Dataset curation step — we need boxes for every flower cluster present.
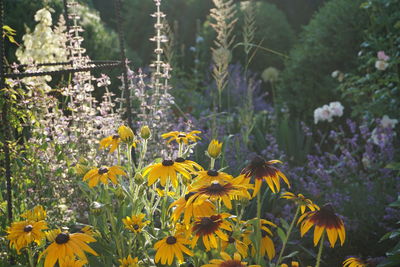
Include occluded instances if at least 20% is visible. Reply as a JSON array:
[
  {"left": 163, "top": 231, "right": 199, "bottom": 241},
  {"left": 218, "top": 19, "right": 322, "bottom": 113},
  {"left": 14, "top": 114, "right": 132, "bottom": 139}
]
[
  {"left": 375, "top": 50, "right": 390, "bottom": 71},
  {"left": 314, "top": 101, "right": 344, "bottom": 124}
]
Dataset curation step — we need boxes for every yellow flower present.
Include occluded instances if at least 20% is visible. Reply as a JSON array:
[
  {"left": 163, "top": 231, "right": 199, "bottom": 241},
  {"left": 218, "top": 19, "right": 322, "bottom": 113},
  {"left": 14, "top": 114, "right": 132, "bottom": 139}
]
[
  {"left": 280, "top": 262, "right": 300, "bottom": 267},
  {"left": 298, "top": 204, "right": 345, "bottom": 247},
  {"left": 191, "top": 213, "right": 232, "bottom": 251},
  {"left": 169, "top": 192, "right": 216, "bottom": 225},
  {"left": 247, "top": 219, "right": 276, "bottom": 260},
  {"left": 241, "top": 156, "right": 290, "bottom": 196},
  {"left": 119, "top": 255, "right": 140, "bottom": 267},
  {"left": 154, "top": 234, "right": 193, "bottom": 265},
  {"left": 39, "top": 229, "right": 98, "bottom": 267},
  {"left": 79, "top": 225, "right": 96, "bottom": 237},
  {"left": 122, "top": 214, "right": 150, "bottom": 233},
  {"left": 6, "top": 220, "right": 48, "bottom": 254},
  {"left": 156, "top": 188, "right": 176, "bottom": 197},
  {"left": 202, "top": 252, "right": 260, "bottom": 267},
  {"left": 281, "top": 192, "right": 319, "bottom": 214},
  {"left": 192, "top": 169, "right": 233, "bottom": 187},
  {"left": 21, "top": 205, "right": 46, "bottom": 221},
  {"left": 83, "top": 166, "right": 126, "bottom": 187},
  {"left": 118, "top": 125, "right": 134, "bottom": 143},
  {"left": 187, "top": 175, "right": 252, "bottom": 210},
  {"left": 58, "top": 256, "right": 87, "bottom": 267},
  {"left": 174, "top": 157, "right": 204, "bottom": 172},
  {"left": 143, "top": 160, "right": 191, "bottom": 188},
  {"left": 140, "top": 125, "right": 151, "bottom": 140},
  {"left": 99, "top": 134, "right": 121, "bottom": 153},
  {"left": 343, "top": 257, "right": 368, "bottom": 267},
  {"left": 221, "top": 232, "right": 249, "bottom": 258},
  {"left": 161, "top": 130, "right": 201, "bottom": 144},
  {"left": 207, "top": 139, "right": 223, "bottom": 158}
]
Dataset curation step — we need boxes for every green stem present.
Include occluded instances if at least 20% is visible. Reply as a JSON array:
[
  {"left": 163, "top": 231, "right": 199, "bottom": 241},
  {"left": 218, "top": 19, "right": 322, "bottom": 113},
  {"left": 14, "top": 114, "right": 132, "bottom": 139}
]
[
  {"left": 210, "top": 158, "right": 216, "bottom": 170},
  {"left": 26, "top": 246, "right": 34, "bottom": 267},
  {"left": 276, "top": 206, "right": 300, "bottom": 265},
  {"left": 315, "top": 232, "right": 325, "bottom": 267},
  {"left": 256, "top": 192, "right": 262, "bottom": 264}
]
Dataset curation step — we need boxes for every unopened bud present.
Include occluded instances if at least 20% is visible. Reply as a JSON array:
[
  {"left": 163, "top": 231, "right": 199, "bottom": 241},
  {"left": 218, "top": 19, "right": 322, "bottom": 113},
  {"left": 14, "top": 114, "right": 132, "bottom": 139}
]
[
  {"left": 140, "top": 126, "right": 151, "bottom": 140},
  {"left": 207, "top": 139, "right": 223, "bottom": 159}
]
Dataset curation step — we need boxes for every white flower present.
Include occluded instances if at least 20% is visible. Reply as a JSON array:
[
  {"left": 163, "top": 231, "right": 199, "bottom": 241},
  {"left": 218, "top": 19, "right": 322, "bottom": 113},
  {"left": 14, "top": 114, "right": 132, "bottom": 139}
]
[
  {"left": 329, "top": 101, "right": 344, "bottom": 117},
  {"left": 331, "top": 70, "right": 340, "bottom": 78},
  {"left": 375, "top": 60, "right": 389, "bottom": 71},
  {"left": 380, "top": 115, "right": 398, "bottom": 129},
  {"left": 314, "top": 101, "right": 344, "bottom": 124}
]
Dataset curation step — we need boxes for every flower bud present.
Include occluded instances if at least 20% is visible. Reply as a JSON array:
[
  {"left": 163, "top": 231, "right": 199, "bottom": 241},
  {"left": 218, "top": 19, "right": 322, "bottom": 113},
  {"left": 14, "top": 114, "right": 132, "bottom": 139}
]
[
  {"left": 118, "top": 125, "right": 134, "bottom": 143},
  {"left": 140, "top": 126, "right": 151, "bottom": 140},
  {"left": 207, "top": 139, "right": 223, "bottom": 159}
]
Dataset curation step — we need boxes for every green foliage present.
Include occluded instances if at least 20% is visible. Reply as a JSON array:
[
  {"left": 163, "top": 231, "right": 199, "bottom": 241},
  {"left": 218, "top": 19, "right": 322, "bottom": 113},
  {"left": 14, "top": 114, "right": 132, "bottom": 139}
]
[
  {"left": 378, "top": 196, "right": 400, "bottom": 267},
  {"left": 4, "top": 0, "right": 122, "bottom": 63},
  {"left": 338, "top": 0, "right": 400, "bottom": 120},
  {"left": 277, "top": 0, "right": 366, "bottom": 120}
]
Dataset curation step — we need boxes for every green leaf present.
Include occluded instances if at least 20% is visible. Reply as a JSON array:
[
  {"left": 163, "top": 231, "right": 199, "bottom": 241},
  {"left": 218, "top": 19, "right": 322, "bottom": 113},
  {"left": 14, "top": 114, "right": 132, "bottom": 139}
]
[{"left": 277, "top": 227, "right": 286, "bottom": 242}]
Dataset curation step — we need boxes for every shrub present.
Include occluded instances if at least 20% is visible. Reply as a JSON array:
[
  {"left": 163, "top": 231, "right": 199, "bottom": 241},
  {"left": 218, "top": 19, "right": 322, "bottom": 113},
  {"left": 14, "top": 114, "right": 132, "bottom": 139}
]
[
  {"left": 338, "top": 0, "right": 400, "bottom": 120},
  {"left": 277, "top": 0, "right": 366, "bottom": 121}
]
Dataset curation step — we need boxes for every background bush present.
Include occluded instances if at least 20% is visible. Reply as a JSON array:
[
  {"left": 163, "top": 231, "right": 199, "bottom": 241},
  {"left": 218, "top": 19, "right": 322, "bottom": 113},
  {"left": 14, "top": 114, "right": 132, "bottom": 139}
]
[{"left": 277, "top": 0, "right": 366, "bottom": 121}]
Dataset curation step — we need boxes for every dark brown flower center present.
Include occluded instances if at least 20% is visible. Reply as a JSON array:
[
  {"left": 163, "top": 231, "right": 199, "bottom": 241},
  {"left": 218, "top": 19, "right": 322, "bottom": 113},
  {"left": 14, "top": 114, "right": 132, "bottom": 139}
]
[
  {"left": 175, "top": 157, "right": 185, "bottom": 163},
  {"left": 207, "top": 170, "right": 219, "bottom": 176},
  {"left": 185, "top": 192, "right": 196, "bottom": 201},
  {"left": 208, "top": 181, "right": 224, "bottom": 193},
  {"left": 24, "top": 225, "right": 33, "bottom": 232},
  {"left": 112, "top": 134, "right": 120, "bottom": 139},
  {"left": 251, "top": 155, "right": 266, "bottom": 167},
  {"left": 133, "top": 224, "right": 139, "bottom": 230},
  {"left": 55, "top": 233, "right": 70, "bottom": 244},
  {"left": 228, "top": 236, "right": 235, "bottom": 243},
  {"left": 162, "top": 160, "right": 174, "bottom": 166},
  {"left": 220, "top": 260, "right": 245, "bottom": 267},
  {"left": 178, "top": 133, "right": 186, "bottom": 138},
  {"left": 98, "top": 167, "right": 109, "bottom": 174},
  {"left": 200, "top": 217, "right": 214, "bottom": 227},
  {"left": 166, "top": 236, "right": 177, "bottom": 244}
]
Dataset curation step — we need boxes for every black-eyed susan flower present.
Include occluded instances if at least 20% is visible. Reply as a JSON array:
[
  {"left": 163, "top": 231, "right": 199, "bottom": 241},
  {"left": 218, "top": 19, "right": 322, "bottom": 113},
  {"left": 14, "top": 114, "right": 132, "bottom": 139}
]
[
  {"left": 20, "top": 205, "right": 46, "bottom": 221},
  {"left": 143, "top": 159, "right": 190, "bottom": 188},
  {"left": 6, "top": 220, "right": 47, "bottom": 253},
  {"left": 122, "top": 214, "right": 150, "bottom": 233},
  {"left": 79, "top": 225, "right": 96, "bottom": 237},
  {"left": 241, "top": 156, "right": 290, "bottom": 196},
  {"left": 221, "top": 232, "right": 249, "bottom": 258},
  {"left": 170, "top": 192, "right": 216, "bottom": 225},
  {"left": 207, "top": 139, "right": 223, "bottom": 159},
  {"left": 191, "top": 213, "right": 232, "bottom": 251},
  {"left": 343, "top": 257, "right": 368, "bottom": 267},
  {"left": 174, "top": 157, "right": 204, "bottom": 172},
  {"left": 119, "top": 255, "right": 140, "bottom": 267},
  {"left": 187, "top": 175, "right": 252, "bottom": 210},
  {"left": 39, "top": 229, "right": 98, "bottom": 267},
  {"left": 100, "top": 134, "right": 121, "bottom": 153},
  {"left": 281, "top": 192, "right": 319, "bottom": 214},
  {"left": 154, "top": 233, "right": 193, "bottom": 265},
  {"left": 161, "top": 130, "right": 201, "bottom": 144},
  {"left": 281, "top": 261, "right": 300, "bottom": 267},
  {"left": 248, "top": 219, "right": 276, "bottom": 260},
  {"left": 202, "top": 252, "right": 261, "bottom": 267},
  {"left": 192, "top": 169, "right": 233, "bottom": 187},
  {"left": 298, "top": 204, "right": 345, "bottom": 247},
  {"left": 83, "top": 165, "right": 126, "bottom": 187},
  {"left": 118, "top": 125, "right": 134, "bottom": 143},
  {"left": 58, "top": 256, "right": 86, "bottom": 267}
]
